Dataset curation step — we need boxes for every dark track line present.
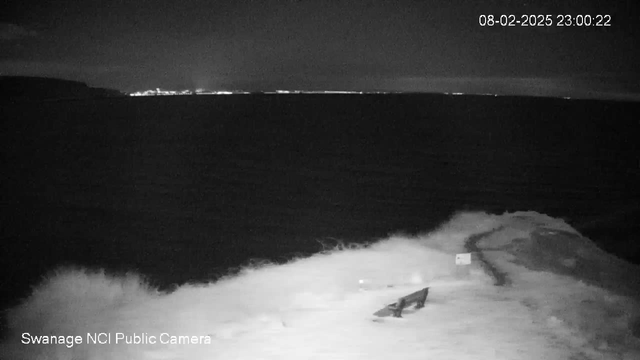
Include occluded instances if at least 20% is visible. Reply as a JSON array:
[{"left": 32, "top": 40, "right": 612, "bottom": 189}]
[{"left": 464, "top": 226, "right": 511, "bottom": 286}]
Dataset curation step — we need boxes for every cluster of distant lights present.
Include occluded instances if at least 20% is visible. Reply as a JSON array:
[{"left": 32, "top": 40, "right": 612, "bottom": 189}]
[
  {"left": 128, "top": 88, "right": 572, "bottom": 100},
  {"left": 128, "top": 88, "right": 393, "bottom": 96},
  {"left": 129, "top": 88, "right": 240, "bottom": 96},
  {"left": 444, "top": 92, "right": 571, "bottom": 99}
]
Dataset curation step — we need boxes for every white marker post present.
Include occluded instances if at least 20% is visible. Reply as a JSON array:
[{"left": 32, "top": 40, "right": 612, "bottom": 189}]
[{"left": 455, "top": 253, "right": 472, "bottom": 278}]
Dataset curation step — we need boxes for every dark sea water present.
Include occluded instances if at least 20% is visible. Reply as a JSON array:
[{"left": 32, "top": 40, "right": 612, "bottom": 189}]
[{"left": 2, "top": 94, "right": 639, "bottom": 309}]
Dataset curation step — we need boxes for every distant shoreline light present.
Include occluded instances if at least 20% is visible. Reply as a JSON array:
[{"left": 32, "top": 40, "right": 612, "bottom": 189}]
[
  {"left": 129, "top": 88, "right": 245, "bottom": 96},
  {"left": 126, "top": 89, "right": 592, "bottom": 101},
  {"left": 128, "top": 89, "right": 396, "bottom": 96}
]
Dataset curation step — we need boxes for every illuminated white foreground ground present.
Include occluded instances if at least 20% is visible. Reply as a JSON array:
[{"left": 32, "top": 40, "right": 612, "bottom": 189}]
[{"left": 3, "top": 211, "right": 640, "bottom": 359}]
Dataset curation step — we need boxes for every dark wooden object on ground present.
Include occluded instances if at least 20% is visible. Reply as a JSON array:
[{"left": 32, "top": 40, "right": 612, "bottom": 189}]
[{"left": 373, "top": 287, "right": 429, "bottom": 318}]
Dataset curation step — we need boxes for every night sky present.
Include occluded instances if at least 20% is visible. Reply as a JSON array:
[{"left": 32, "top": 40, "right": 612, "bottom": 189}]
[{"left": 1, "top": 0, "right": 639, "bottom": 96}]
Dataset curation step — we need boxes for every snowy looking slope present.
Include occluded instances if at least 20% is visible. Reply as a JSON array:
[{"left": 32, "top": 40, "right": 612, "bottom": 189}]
[{"left": 2, "top": 211, "right": 640, "bottom": 359}]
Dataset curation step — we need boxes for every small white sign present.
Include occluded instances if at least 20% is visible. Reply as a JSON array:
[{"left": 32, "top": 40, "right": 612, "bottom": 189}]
[
  {"left": 455, "top": 253, "right": 471, "bottom": 265},
  {"left": 358, "top": 279, "right": 372, "bottom": 291}
]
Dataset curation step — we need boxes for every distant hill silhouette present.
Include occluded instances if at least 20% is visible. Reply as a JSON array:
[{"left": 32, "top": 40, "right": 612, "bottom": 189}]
[{"left": 0, "top": 76, "right": 125, "bottom": 102}]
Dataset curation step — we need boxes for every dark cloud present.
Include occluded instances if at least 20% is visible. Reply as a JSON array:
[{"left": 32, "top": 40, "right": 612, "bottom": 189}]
[{"left": 0, "top": 23, "right": 37, "bottom": 41}]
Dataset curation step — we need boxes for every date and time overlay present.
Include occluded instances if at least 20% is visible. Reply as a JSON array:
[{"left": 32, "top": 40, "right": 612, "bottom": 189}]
[{"left": 478, "top": 14, "right": 612, "bottom": 27}]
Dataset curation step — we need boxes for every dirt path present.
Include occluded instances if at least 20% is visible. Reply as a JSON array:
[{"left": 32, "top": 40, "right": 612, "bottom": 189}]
[{"left": 464, "top": 226, "right": 511, "bottom": 286}]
